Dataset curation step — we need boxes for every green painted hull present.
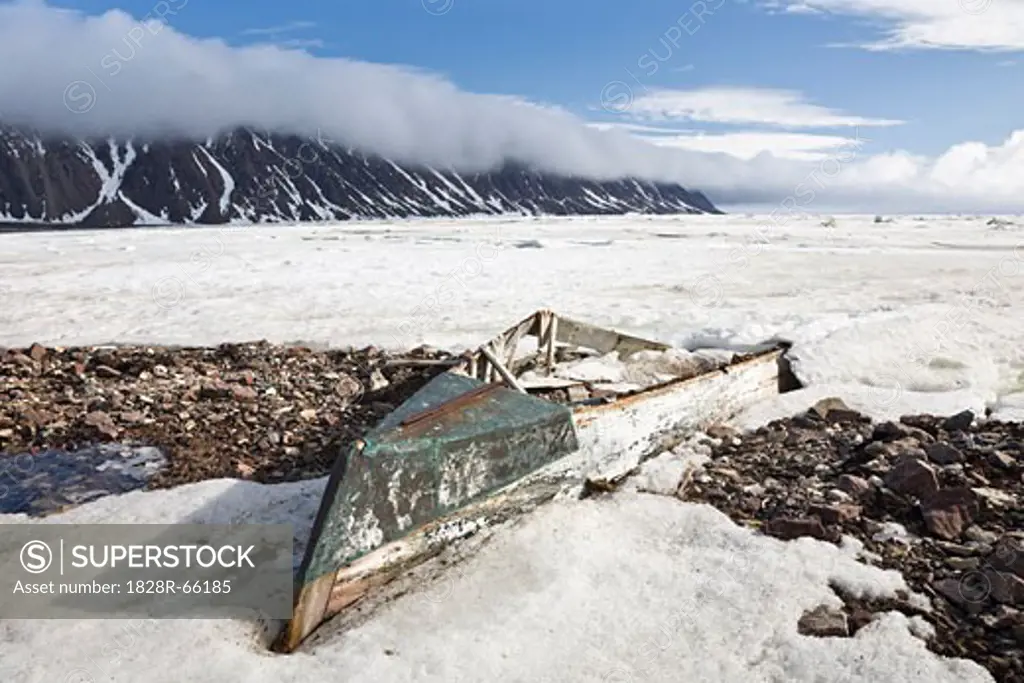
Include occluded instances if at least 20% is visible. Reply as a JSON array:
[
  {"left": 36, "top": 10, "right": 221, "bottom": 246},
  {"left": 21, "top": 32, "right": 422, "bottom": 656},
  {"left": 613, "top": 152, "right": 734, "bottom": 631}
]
[{"left": 290, "top": 371, "right": 579, "bottom": 626}]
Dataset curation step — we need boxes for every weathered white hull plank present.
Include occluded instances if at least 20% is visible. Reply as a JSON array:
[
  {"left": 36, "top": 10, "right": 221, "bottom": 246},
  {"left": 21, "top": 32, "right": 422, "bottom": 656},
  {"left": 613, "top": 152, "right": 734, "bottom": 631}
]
[{"left": 571, "top": 349, "right": 783, "bottom": 482}]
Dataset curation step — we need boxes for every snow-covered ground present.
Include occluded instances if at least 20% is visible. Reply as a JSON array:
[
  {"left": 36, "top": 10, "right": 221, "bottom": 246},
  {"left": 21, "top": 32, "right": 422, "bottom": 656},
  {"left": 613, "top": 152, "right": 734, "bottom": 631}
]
[
  {"left": 1, "top": 213, "right": 1021, "bottom": 682},
  {"left": 0, "top": 479, "right": 993, "bottom": 683},
  {"left": 1, "top": 213, "right": 1021, "bottom": 420}
]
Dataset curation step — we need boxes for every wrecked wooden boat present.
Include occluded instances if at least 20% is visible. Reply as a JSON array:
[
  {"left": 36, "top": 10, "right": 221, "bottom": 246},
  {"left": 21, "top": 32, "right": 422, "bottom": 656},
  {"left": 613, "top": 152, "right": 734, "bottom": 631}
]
[{"left": 275, "top": 310, "right": 795, "bottom": 652}]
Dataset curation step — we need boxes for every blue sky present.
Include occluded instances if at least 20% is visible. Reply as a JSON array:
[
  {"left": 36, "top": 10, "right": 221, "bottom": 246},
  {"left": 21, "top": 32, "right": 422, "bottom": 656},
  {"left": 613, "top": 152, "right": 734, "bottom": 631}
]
[
  {"left": 5, "top": 0, "right": 1024, "bottom": 211},
  {"left": 57, "top": 0, "right": 1022, "bottom": 160}
]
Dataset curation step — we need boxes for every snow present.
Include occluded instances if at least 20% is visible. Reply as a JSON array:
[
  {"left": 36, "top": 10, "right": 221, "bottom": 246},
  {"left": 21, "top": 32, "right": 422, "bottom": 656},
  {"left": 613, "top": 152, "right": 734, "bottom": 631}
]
[
  {"left": 55, "top": 141, "right": 138, "bottom": 225},
  {"left": 0, "top": 213, "right": 1019, "bottom": 681},
  {"left": 198, "top": 145, "right": 237, "bottom": 216},
  {"left": 2, "top": 214, "right": 1020, "bottom": 418},
  {"left": 0, "top": 484, "right": 992, "bottom": 683}
]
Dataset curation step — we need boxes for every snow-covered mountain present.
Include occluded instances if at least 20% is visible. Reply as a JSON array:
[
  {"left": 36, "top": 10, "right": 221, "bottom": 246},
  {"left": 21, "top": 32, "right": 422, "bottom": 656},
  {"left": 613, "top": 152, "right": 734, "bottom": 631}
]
[{"left": 0, "top": 126, "right": 720, "bottom": 229}]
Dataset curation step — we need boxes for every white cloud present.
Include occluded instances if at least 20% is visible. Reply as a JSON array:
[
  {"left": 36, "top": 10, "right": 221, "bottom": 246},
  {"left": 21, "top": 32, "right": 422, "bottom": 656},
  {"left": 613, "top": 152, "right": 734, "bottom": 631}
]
[
  {"left": 621, "top": 87, "right": 904, "bottom": 128},
  {"left": 0, "top": 0, "right": 707, "bottom": 181},
  {"left": 644, "top": 130, "right": 865, "bottom": 161},
  {"left": 273, "top": 38, "right": 326, "bottom": 50},
  {"left": 240, "top": 20, "right": 316, "bottom": 37},
  {"left": 767, "top": 0, "right": 1024, "bottom": 51},
  {"left": 587, "top": 122, "right": 704, "bottom": 135},
  {"left": 1, "top": 1, "right": 1024, "bottom": 213},
  {"left": 784, "top": 3, "right": 825, "bottom": 14},
  {"left": 683, "top": 129, "right": 1024, "bottom": 213}
]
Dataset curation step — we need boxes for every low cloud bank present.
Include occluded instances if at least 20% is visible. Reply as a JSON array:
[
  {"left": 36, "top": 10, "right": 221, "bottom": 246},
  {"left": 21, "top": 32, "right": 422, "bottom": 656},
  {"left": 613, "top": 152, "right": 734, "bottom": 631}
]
[{"left": 1, "top": 1, "right": 1022, "bottom": 212}]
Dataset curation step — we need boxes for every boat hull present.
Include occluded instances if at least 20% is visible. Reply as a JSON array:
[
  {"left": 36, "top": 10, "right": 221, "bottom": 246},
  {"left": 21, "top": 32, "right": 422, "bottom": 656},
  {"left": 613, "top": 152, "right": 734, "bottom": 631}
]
[{"left": 274, "top": 344, "right": 785, "bottom": 652}]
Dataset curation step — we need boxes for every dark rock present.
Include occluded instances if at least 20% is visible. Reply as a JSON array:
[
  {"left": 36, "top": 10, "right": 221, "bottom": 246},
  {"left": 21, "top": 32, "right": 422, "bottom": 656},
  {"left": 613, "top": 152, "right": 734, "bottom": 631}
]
[
  {"left": 798, "top": 605, "right": 849, "bottom": 637},
  {"left": 83, "top": 410, "right": 119, "bottom": 441},
  {"left": 884, "top": 458, "right": 939, "bottom": 499},
  {"left": 27, "top": 343, "right": 48, "bottom": 362},
  {"left": 920, "top": 487, "right": 979, "bottom": 540},
  {"left": 810, "top": 397, "right": 857, "bottom": 422},
  {"left": 9, "top": 353, "right": 36, "bottom": 369},
  {"left": 706, "top": 423, "right": 742, "bottom": 441},
  {"left": 93, "top": 365, "right": 122, "bottom": 378},
  {"left": 872, "top": 421, "right": 907, "bottom": 442},
  {"left": 893, "top": 445, "right": 929, "bottom": 464},
  {"left": 988, "top": 451, "right": 1017, "bottom": 470},
  {"left": 900, "top": 425, "right": 936, "bottom": 444},
  {"left": 946, "top": 557, "right": 981, "bottom": 572},
  {"left": 837, "top": 474, "right": 871, "bottom": 498},
  {"left": 848, "top": 607, "right": 875, "bottom": 633},
  {"left": 790, "top": 413, "right": 820, "bottom": 430},
  {"left": 827, "top": 409, "right": 865, "bottom": 424},
  {"left": 935, "top": 576, "right": 986, "bottom": 609},
  {"left": 199, "top": 382, "right": 233, "bottom": 400},
  {"left": 990, "top": 536, "right": 1024, "bottom": 577},
  {"left": 764, "top": 517, "right": 831, "bottom": 541},
  {"left": 230, "top": 385, "right": 259, "bottom": 402},
  {"left": 942, "top": 410, "right": 975, "bottom": 433},
  {"left": 809, "top": 503, "right": 862, "bottom": 525},
  {"left": 673, "top": 408, "right": 1024, "bottom": 683},
  {"left": 985, "top": 570, "right": 1024, "bottom": 605},
  {"left": 864, "top": 441, "right": 894, "bottom": 458},
  {"left": 964, "top": 526, "right": 1000, "bottom": 545},
  {"left": 0, "top": 341, "right": 456, "bottom": 492},
  {"left": 925, "top": 442, "right": 964, "bottom": 465},
  {"left": 120, "top": 411, "right": 147, "bottom": 425},
  {"left": 19, "top": 408, "right": 51, "bottom": 430},
  {"left": 900, "top": 414, "right": 940, "bottom": 436}
]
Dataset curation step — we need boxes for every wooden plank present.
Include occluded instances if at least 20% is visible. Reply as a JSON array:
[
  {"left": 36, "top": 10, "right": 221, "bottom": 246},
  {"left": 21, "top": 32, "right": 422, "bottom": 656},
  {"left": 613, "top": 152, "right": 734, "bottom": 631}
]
[
  {"left": 456, "top": 310, "right": 671, "bottom": 377},
  {"left": 276, "top": 572, "right": 333, "bottom": 652},
  {"left": 384, "top": 359, "right": 462, "bottom": 368},
  {"left": 554, "top": 315, "right": 668, "bottom": 359},
  {"left": 480, "top": 345, "right": 527, "bottom": 393},
  {"left": 503, "top": 318, "right": 532, "bottom": 369},
  {"left": 454, "top": 311, "right": 545, "bottom": 379},
  {"left": 545, "top": 314, "right": 558, "bottom": 376},
  {"left": 518, "top": 377, "right": 584, "bottom": 390},
  {"left": 488, "top": 311, "right": 538, "bottom": 370}
]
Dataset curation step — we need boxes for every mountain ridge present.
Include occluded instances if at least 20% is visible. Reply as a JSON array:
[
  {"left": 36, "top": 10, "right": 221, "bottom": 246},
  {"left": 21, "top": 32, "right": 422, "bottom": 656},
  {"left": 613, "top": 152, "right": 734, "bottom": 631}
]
[{"left": 0, "top": 126, "right": 721, "bottom": 229}]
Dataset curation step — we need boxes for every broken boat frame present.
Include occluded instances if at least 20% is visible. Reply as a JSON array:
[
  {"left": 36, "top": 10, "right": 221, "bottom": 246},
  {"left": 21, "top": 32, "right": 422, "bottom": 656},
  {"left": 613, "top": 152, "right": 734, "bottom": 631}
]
[{"left": 274, "top": 309, "right": 795, "bottom": 652}]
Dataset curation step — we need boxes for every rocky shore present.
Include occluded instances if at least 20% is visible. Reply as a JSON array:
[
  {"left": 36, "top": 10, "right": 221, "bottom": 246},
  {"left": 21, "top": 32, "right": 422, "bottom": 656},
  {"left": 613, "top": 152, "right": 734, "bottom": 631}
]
[
  {"left": 0, "top": 341, "right": 455, "bottom": 511},
  {"left": 673, "top": 400, "right": 1023, "bottom": 683}
]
